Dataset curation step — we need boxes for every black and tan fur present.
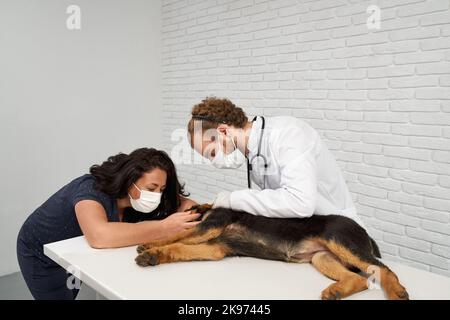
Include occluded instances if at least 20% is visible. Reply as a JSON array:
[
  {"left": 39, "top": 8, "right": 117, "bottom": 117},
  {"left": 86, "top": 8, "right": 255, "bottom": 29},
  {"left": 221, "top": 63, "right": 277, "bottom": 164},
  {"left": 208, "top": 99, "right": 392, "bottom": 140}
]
[{"left": 135, "top": 204, "right": 409, "bottom": 300}]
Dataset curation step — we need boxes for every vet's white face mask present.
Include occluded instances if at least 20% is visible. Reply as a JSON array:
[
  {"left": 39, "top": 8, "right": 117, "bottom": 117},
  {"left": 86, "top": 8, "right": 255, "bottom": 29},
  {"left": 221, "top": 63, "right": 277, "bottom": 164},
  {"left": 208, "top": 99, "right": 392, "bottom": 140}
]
[
  {"left": 211, "top": 131, "right": 246, "bottom": 169},
  {"left": 129, "top": 183, "right": 162, "bottom": 213}
]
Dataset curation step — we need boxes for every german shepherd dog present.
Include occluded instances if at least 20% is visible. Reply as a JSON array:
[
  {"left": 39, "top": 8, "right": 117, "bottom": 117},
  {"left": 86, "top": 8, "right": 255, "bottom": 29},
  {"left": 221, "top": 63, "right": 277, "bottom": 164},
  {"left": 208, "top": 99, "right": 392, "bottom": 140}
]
[{"left": 135, "top": 204, "right": 409, "bottom": 300}]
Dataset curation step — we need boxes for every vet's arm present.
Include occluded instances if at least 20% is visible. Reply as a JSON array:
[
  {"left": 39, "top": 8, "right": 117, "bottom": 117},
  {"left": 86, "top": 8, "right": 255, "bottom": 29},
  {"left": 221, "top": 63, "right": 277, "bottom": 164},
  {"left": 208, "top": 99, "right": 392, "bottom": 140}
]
[
  {"left": 230, "top": 129, "right": 318, "bottom": 218},
  {"left": 75, "top": 200, "right": 194, "bottom": 249}
]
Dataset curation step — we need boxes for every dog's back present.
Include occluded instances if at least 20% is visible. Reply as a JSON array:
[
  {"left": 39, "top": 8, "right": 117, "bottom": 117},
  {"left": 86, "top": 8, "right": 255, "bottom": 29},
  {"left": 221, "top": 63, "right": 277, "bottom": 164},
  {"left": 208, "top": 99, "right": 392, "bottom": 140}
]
[{"left": 198, "top": 207, "right": 379, "bottom": 262}]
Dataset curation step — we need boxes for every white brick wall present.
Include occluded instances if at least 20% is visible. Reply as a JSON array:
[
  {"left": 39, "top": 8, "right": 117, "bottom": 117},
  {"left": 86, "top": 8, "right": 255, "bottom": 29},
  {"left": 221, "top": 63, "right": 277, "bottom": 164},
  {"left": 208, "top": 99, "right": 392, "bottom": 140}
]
[{"left": 161, "top": 0, "right": 450, "bottom": 277}]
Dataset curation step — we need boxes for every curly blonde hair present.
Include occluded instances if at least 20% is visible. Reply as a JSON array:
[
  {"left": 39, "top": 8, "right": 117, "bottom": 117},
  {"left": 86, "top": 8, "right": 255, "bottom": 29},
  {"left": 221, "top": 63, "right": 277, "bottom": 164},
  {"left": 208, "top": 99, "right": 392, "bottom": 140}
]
[{"left": 187, "top": 97, "right": 248, "bottom": 136}]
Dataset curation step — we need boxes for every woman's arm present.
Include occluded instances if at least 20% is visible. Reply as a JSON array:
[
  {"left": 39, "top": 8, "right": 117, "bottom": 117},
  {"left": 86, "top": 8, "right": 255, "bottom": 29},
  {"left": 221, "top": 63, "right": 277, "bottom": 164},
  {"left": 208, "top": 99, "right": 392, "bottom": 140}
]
[
  {"left": 75, "top": 200, "right": 166, "bottom": 248},
  {"left": 75, "top": 200, "right": 201, "bottom": 249}
]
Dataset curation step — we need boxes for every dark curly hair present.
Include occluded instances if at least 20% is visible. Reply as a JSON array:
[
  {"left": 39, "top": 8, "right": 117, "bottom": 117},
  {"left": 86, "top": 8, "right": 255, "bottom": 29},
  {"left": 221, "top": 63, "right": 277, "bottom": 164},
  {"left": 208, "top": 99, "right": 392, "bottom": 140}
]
[
  {"left": 187, "top": 97, "right": 248, "bottom": 137},
  {"left": 89, "top": 148, "right": 188, "bottom": 218}
]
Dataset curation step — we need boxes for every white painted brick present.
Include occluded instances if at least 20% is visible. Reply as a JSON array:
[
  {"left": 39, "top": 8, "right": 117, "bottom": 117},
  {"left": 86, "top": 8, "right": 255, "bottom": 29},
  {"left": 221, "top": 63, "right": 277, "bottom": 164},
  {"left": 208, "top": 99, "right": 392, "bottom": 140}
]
[
  {"left": 421, "top": 38, "right": 450, "bottom": 51},
  {"left": 376, "top": 15, "right": 419, "bottom": 31},
  {"left": 328, "top": 90, "right": 366, "bottom": 100},
  {"left": 390, "top": 100, "right": 442, "bottom": 112},
  {"left": 362, "top": 133, "right": 408, "bottom": 146},
  {"left": 359, "top": 194, "right": 401, "bottom": 213},
  {"left": 416, "top": 88, "right": 450, "bottom": 100},
  {"left": 278, "top": 4, "right": 308, "bottom": 17},
  {"left": 421, "top": 10, "right": 450, "bottom": 26},
  {"left": 372, "top": 41, "right": 419, "bottom": 55},
  {"left": 348, "top": 122, "right": 391, "bottom": 133},
  {"left": 440, "top": 75, "right": 450, "bottom": 86},
  {"left": 424, "top": 197, "right": 450, "bottom": 212},
  {"left": 399, "top": 247, "right": 449, "bottom": 269},
  {"left": 422, "top": 220, "right": 450, "bottom": 236},
  {"left": 444, "top": 127, "right": 450, "bottom": 138},
  {"left": 398, "top": 0, "right": 449, "bottom": 17},
  {"left": 267, "top": 0, "right": 297, "bottom": 10},
  {"left": 333, "top": 151, "right": 364, "bottom": 163},
  {"left": 346, "top": 33, "right": 389, "bottom": 47},
  {"left": 311, "top": 38, "right": 346, "bottom": 51},
  {"left": 310, "top": 60, "right": 347, "bottom": 70},
  {"left": 432, "top": 244, "right": 450, "bottom": 259},
  {"left": 348, "top": 182, "right": 388, "bottom": 198},
  {"left": 384, "top": 146, "right": 431, "bottom": 162},
  {"left": 394, "top": 51, "right": 443, "bottom": 65},
  {"left": 390, "top": 75, "right": 439, "bottom": 88},
  {"left": 389, "top": 26, "right": 441, "bottom": 41},
  {"left": 384, "top": 233, "right": 431, "bottom": 252},
  {"left": 401, "top": 204, "right": 450, "bottom": 223},
  {"left": 346, "top": 162, "right": 388, "bottom": 178},
  {"left": 407, "top": 227, "right": 450, "bottom": 246},
  {"left": 433, "top": 150, "right": 450, "bottom": 163},
  {"left": 416, "top": 62, "right": 450, "bottom": 75},
  {"left": 316, "top": 17, "right": 351, "bottom": 31},
  {"left": 409, "top": 137, "right": 450, "bottom": 151},
  {"left": 358, "top": 175, "right": 402, "bottom": 192},
  {"left": 378, "top": 241, "right": 400, "bottom": 256},
  {"left": 327, "top": 69, "right": 366, "bottom": 80},
  {"left": 300, "top": 8, "right": 335, "bottom": 22},
  {"left": 368, "top": 89, "right": 414, "bottom": 100},
  {"left": 410, "top": 112, "right": 450, "bottom": 125},
  {"left": 368, "top": 65, "right": 415, "bottom": 78},
  {"left": 342, "top": 142, "right": 383, "bottom": 154},
  {"left": 391, "top": 124, "right": 442, "bottom": 137},
  {"left": 370, "top": 218, "right": 405, "bottom": 235},
  {"left": 347, "top": 101, "right": 389, "bottom": 111},
  {"left": 387, "top": 191, "right": 423, "bottom": 207},
  {"left": 402, "top": 182, "right": 450, "bottom": 200},
  {"left": 364, "top": 112, "right": 409, "bottom": 123},
  {"left": 346, "top": 79, "right": 389, "bottom": 90},
  {"left": 439, "top": 176, "right": 450, "bottom": 188}
]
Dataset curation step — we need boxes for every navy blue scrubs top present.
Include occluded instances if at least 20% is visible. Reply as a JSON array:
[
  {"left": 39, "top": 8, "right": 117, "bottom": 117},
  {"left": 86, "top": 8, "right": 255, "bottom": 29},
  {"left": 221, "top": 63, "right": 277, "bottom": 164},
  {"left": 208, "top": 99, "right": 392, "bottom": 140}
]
[{"left": 18, "top": 174, "right": 120, "bottom": 265}]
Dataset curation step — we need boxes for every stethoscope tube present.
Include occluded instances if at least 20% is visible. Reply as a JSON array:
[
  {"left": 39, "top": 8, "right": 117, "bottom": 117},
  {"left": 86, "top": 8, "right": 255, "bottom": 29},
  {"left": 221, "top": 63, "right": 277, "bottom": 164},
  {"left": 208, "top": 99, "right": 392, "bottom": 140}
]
[{"left": 247, "top": 116, "right": 267, "bottom": 189}]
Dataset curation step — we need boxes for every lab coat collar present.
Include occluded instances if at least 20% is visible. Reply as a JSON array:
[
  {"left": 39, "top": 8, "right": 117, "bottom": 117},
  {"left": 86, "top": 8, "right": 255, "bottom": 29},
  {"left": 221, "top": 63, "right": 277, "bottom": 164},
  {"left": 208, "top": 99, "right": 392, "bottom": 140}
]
[{"left": 247, "top": 116, "right": 263, "bottom": 157}]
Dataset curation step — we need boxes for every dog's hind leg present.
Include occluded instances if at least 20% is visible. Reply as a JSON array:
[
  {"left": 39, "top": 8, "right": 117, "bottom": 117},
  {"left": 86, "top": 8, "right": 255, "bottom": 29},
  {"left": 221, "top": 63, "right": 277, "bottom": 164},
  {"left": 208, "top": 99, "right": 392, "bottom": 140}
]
[
  {"left": 135, "top": 243, "right": 229, "bottom": 267},
  {"left": 323, "top": 240, "right": 409, "bottom": 300},
  {"left": 311, "top": 251, "right": 368, "bottom": 300}
]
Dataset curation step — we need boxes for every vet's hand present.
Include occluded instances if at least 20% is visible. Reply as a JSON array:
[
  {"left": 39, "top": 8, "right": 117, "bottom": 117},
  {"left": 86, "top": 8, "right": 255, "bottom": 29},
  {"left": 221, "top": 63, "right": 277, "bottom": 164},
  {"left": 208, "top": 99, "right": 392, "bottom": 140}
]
[
  {"left": 212, "top": 191, "right": 232, "bottom": 209},
  {"left": 161, "top": 211, "right": 201, "bottom": 235}
]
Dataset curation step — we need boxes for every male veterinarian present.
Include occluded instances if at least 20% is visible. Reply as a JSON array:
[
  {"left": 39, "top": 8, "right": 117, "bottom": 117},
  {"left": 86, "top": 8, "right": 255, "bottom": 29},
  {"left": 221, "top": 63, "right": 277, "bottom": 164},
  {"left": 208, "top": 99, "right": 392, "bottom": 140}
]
[{"left": 187, "top": 97, "right": 364, "bottom": 227}]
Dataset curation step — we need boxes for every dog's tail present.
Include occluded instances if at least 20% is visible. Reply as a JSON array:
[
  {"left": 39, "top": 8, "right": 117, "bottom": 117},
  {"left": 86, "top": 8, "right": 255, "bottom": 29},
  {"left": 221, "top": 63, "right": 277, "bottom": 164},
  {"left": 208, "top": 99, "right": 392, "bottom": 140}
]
[{"left": 370, "top": 237, "right": 381, "bottom": 258}]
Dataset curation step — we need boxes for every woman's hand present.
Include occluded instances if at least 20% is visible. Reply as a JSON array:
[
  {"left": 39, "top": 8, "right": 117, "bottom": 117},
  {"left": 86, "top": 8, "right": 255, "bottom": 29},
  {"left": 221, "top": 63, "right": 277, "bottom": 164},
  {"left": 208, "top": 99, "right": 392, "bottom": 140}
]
[{"left": 161, "top": 211, "right": 201, "bottom": 236}]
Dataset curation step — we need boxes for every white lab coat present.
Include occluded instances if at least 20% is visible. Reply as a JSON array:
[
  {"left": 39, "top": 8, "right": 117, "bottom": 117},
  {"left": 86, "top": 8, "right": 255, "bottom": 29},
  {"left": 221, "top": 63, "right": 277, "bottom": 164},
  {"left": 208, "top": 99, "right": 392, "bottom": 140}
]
[{"left": 229, "top": 116, "right": 364, "bottom": 227}]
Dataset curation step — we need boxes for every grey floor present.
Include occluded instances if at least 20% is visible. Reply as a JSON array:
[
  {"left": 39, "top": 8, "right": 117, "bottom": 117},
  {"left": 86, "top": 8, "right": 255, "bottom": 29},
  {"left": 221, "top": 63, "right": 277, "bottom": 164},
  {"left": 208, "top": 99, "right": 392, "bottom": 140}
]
[{"left": 0, "top": 272, "right": 97, "bottom": 300}]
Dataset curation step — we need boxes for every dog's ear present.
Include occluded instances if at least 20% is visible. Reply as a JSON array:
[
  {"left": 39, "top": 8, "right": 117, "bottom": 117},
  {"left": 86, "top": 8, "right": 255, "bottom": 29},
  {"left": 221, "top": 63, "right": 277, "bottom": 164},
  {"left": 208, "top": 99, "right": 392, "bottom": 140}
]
[{"left": 186, "top": 203, "right": 213, "bottom": 214}]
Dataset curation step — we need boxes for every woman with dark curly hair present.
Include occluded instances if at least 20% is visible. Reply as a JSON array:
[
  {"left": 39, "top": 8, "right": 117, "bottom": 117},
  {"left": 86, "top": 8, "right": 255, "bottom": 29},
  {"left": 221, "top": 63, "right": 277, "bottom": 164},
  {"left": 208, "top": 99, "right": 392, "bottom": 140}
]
[{"left": 17, "top": 148, "right": 199, "bottom": 300}]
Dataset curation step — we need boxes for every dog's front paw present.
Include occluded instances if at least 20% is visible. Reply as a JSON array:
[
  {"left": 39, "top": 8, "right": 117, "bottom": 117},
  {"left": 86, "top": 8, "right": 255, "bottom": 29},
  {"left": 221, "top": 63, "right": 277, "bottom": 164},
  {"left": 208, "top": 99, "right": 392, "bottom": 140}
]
[
  {"left": 136, "top": 244, "right": 148, "bottom": 254},
  {"left": 135, "top": 251, "right": 160, "bottom": 267}
]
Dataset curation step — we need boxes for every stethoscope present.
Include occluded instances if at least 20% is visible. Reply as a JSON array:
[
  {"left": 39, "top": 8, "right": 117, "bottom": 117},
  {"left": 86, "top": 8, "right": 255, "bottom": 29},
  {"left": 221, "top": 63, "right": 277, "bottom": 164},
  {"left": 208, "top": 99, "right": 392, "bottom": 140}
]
[{"left": 247, "top": 116, "right": 267, "bottom": 189}]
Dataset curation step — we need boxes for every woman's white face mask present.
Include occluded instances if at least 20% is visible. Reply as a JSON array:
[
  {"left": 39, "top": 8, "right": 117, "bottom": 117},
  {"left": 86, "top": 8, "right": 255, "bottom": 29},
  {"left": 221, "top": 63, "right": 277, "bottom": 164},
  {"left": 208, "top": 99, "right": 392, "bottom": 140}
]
[
  {"left": 129, "top": 183, "right": 162, "bottom": 213},
  {"left": 211, "top": 131, "right": 246, "bottom": 169}
]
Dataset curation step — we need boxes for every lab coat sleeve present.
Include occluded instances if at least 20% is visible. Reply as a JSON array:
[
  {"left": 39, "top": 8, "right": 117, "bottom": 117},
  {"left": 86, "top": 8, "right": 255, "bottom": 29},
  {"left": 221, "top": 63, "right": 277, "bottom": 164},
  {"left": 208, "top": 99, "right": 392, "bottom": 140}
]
[{"left": 229, "top": 127, "right": 318, "bottom": 218}]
